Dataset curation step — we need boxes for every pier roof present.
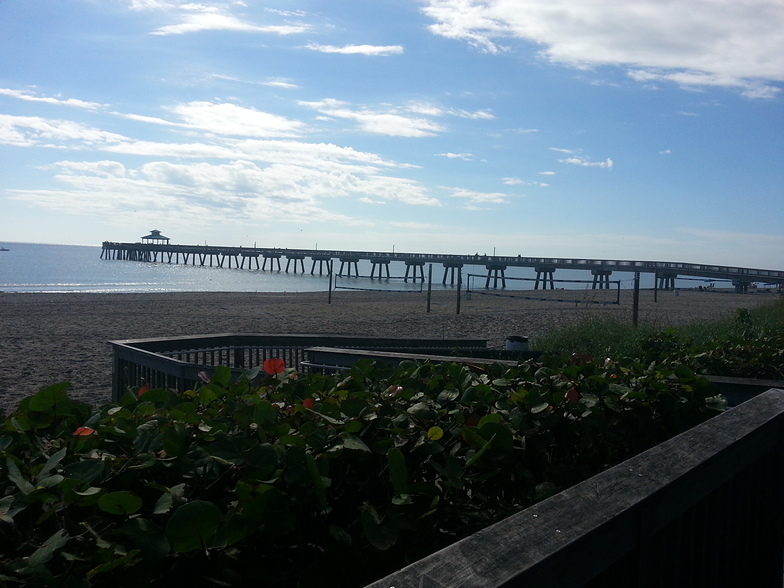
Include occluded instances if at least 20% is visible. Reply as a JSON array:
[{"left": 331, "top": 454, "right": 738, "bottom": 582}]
[{"left": 141, "top": 229, "right": 169, "bottom": 243}]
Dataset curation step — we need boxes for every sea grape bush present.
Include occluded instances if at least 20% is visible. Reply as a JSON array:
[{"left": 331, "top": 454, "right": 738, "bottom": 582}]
[
  {"left": 638, "top": 307, "right": 784, "bottom": 380},
  {"left": 0, "top": 356, "right": 724, "bottom": 587}
]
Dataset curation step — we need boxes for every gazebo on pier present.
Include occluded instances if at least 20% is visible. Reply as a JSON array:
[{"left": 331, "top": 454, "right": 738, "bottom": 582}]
[{"left": 141, "top": 229, "right": 170, "bottom": 244}]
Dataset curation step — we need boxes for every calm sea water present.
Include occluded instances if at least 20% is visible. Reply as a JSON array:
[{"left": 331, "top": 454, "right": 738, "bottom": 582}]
[{"left": 0, "top": 242, "right": 708, "bottom": 294}]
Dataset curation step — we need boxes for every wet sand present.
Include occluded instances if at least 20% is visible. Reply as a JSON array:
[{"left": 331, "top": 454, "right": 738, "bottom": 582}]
[{"left": 0, "top": 288, "right": 775, "bottom": 411}]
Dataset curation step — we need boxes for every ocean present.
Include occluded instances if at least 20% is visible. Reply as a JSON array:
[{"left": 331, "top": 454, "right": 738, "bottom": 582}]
[{"left": 0, "top": 242, "right": 713, "bottom": 294}]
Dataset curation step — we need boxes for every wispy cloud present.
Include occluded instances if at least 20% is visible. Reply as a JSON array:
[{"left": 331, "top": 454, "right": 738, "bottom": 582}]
[
  {"left": 210, "top": 74, "right": 300, "bottom": 89},
  {"left": 141, "top": 3, "right": 309, "bottom": 36},
  {"left": 299, "top": 99, "right": 447, "bottom": 137},
  {"left": 437, "top": 152, "right": 473, "bottom": 160},
  {"left": 560, "top": 156, "right": 614, "bottom": 169},
  {"left": 503, "top": 177, "right": 549, "bottom": 187},
  {"left": 447, "top": 187, "right": 515, "bottom": 207},
  {"left": 169, "top": 101, "right": 305, "bottom": 138},
  {"left": 305, "top": 43, "right": 404, "bottom": 56},
  {"left": 0, "top": 88, "right": 105, "bottom": 110},
  {"left": 422, "top": 0, "right": 784, "bottom": 97}
]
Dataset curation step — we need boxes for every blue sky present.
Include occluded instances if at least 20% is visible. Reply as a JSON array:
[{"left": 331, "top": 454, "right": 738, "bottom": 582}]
[{"left": 1, "top": 0, "right": 782, "bottom": 269}]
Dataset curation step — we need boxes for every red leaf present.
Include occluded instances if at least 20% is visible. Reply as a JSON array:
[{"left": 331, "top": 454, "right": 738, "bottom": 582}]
[
  {"left": 302, "top": 398, "right": 315, "bottom": 410},
  {"left": 73, "top": 426, "right": 95, "bottom": 436},
  {"left": 565, "top": 387, "right": 579, "bottom": 404},
  {"left": 263, "top": 358, "right": 286, "bottom": 375},
  {"left": 138, "top": 384, "right": 151, "bottom": 397}
]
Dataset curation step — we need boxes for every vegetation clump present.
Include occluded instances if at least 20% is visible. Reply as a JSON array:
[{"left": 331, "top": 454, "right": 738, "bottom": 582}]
[
  {"left": 1, "top": 355, "right": 723, "bottom": 587},
  {"left": 534, "top": 298, "right": 784, "bottom": 380}
]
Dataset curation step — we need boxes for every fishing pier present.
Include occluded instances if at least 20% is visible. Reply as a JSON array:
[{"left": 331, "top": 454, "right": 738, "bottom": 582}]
[{"left": 101, "top": 231, "right": 784, "bottom": 292}]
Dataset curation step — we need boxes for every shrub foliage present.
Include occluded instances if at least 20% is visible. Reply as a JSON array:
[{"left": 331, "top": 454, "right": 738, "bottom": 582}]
[{"left": 1, "top": 357, "right": 724, "bottom": 587}]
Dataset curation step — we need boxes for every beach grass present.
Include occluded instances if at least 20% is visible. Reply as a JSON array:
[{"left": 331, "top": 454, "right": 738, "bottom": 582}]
[{"left": 532, "top": 296, "right": 784, "bottom": 361}]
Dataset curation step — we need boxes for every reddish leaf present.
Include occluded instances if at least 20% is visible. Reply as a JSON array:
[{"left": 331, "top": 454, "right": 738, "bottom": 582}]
[
  {"left": 263, "top": 358, "right": 286, "bottom": 375},
  {"left": 73, "top": 427, "right": 95, "bottom": 436},
  {"left": 138, "top": 384, "right": 150, "bottom": 397},
  {"left": 302, "top": 398, "right": 315, "bottom": 410},
  {"left": 565, "top": 387, "right": 579, "bottom": 403}
]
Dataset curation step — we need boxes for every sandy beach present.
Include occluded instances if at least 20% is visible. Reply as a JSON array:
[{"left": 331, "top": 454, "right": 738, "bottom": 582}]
[{"left": 0, "top": 288, "right": 777, "bottom": 412}]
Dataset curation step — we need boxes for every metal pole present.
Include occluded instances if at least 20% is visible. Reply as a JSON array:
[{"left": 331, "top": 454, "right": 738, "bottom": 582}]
[
  {"left": 427, "top": 264, "right": 433, "bottom": 313},
  {"left": 328, "top": 269, "right": 333, "bottom": 304},
  {"left": 456, "top": 267, "right": 462, "bottom": 315},
  {"left": 653, "top": 273, "right": 659, "bottom": 303},
  {"left": 632, "top": 272, "right": 640, "bottom": 328}
]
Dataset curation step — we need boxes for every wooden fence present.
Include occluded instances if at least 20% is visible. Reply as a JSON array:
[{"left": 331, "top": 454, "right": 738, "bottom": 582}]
[
  {"left": 366, "top": 387, "right": 784, "bottom": 588},
  {"left": 109, "top": 334, "right": 488, "bottom": 401}
]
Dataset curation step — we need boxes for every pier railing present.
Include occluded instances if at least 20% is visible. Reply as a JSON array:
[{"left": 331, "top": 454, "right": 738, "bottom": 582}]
[
  {"left": 367, "top": 387, "right": 784, "bottom": 588},
  {"left": 109, "top": 334, "right": 488, "bottom": 401}
]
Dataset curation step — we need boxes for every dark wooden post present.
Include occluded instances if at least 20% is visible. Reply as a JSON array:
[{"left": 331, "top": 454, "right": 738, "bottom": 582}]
[
  {"left": 633, "top": 272, "right": 640, "bottom": 327},
  {"left": 427, "top": 264, "right": 433, "bottom": 313},
  {"left": 456, "top": 267, "right": 462, "bottom": 315}
]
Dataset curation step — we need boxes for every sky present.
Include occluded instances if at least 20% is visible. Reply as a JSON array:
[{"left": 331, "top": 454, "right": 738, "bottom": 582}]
[{"left": 0, "top": 0, "right": 782, "bottom": 270}]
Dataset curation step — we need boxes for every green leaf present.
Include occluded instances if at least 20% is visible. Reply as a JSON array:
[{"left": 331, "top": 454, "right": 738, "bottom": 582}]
[
  {"left": 478, "top": 414, "right": 502, "bottom": 427},
  {"left": 479, "top": 422, "right": 514, "bottom": 452},
  {"left": 64, "top": 459, "right": 106, "bottom": 485},
  {"left": 37, "top": 447, "right": 67, "bottom": 482},
  {"left": 245, "top": 443, "right": 279, "bottom": 477},
  {"left": 254, "top": 400, "right": 276, "bottom": 426},
  {"left": 360, "top": 503, "right": 397, "bottom": 550},
  {"left": 211, "top": 365, "right": 232, "bottom": 386},
  {"left": 465, "top": 434, "right": 496, "bottom": 468},
  {"left": 28, "top": 382, "right": 71, "bottom": 412},
  {"left": 28, "top": 529, "right": 69, "bottom": 567},
  {"left": 387, "top": 448, "right": 408, "bottom": 495},
  {"left": 427, "top": 426, "right": 444, "bottom": 441},
  {"left": 339, "top": 433, "right": 370, "bottom": 452},
  {"left": 87, "top": 549, "right": 141, "bottom": 579},
  {"left": 98, "top": 491, "right": 143, "bottom": 515},
  {"left": 407, "top": 402, "right": 435, "bottom": 421},
  {"left": 166, "top": 500, "right": 223, "bottom": 552},
  {"left": 305, "top": 453, "right": 327, "bottom": 510},
  {"left": 153, "top": 492, "right": 173, "bottom": 514},
  {"left": 7, "top": 458, "right": 35, "bottom": 494},
  {"left": 437, "top": 388, "right": 460, "bottom": 402},
  {"left": 530, "top": 402, "right": 550, "bottom": 414}
]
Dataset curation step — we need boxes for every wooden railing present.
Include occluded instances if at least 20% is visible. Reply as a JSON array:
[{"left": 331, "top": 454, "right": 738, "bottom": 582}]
[
  {"left": 366, "top": 388, "right": 784, "bottom": 588},
  {"left": 109, "top": 334, "right": 488, "bottom": 401}
]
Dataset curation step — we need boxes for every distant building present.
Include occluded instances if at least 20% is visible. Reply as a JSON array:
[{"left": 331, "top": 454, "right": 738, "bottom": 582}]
[{"left": 141, "top": 229, "right": 170, "bottom": 244}]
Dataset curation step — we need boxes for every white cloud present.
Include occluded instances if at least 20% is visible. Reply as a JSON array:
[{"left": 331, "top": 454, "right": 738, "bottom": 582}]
[
  {"left": 422, "top": 0, "right": 784, "bottom": 96},
  {"left": 299, "top": 99, "right": 446, "bottom": 137},
  {"left": 210, "top": 74, "right": 300, "bottom": 89},
  {"left": 169, "top": 101, "right": 305, "bottom": 137},
  {"left": 549, "top": 147, "right": 576, "bottom": 154},
  {"left": 437, "top": 152, "right": 473, "bottom": 160},
  {"left": 263, "top": 80, "right": 300, "bottom": 89},
  {"left": 447, "top": 187, "right": 513, "bottom": 205},
  {"left": 9, "top": 151, "right": 438, "bottom": 228},
  {"left": 0, "top": 115, "right": 128, "bottom": 148},
  {"left": 0, "top": 88, "right": 105, "bottom": 110},
  {"left": 49, "top": 160, "right": 129, "bottom": 178},
  {"left": 560, "top": 156, "right": 614, "bottom": 169},
  {"left": 503, "top": 177, "right": 548, "bottom": 187},
  {"left": 305, "top": 43, "right": 404, "bottom": 56},
  {"left": 539, "top": 171, "right": 556, "bottom": 175},
  {"left": 145, "top": 3, "right": 309, "bottom": 36}
]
